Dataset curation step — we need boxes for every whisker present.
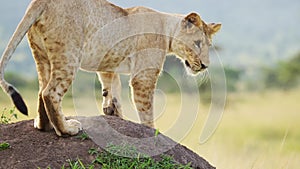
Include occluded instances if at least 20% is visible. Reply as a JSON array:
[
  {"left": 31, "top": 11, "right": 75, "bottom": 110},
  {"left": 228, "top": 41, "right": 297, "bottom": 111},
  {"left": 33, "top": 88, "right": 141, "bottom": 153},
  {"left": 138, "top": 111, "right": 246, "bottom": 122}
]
[{"left": 197, "top": 70, "right": 209, "bottom": 85}]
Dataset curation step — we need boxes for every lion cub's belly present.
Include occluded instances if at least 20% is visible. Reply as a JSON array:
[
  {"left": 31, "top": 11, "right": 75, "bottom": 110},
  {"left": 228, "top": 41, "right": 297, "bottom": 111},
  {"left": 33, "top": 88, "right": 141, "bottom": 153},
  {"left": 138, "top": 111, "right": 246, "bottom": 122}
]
[
  {"left": 80, "top": 53, "right": 132, "bottom": 74},
  {"left": 80, "top": 36, "right": 136, "bottom": 74}
]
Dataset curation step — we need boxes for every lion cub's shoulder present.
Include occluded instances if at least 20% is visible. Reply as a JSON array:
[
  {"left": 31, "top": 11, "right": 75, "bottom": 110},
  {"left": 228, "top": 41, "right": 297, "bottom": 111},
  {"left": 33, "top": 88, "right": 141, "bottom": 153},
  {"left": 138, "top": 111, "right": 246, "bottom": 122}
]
[{"left": 126, "top": 6, "right": 157, "bottom": 14}]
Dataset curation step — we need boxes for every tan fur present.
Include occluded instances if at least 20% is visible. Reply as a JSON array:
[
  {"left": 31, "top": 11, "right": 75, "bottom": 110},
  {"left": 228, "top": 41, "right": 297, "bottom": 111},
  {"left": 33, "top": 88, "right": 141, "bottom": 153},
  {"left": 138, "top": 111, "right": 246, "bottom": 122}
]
[{"left": 0, "top": 0, "right": 221, "bottom": 136}]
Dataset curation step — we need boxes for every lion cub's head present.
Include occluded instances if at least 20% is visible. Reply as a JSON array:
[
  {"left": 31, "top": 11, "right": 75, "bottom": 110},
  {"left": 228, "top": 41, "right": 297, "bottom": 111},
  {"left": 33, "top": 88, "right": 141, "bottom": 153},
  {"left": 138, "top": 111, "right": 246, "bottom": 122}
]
[{"left": 171, "top": 13, "right": 221, "bottom": 75}]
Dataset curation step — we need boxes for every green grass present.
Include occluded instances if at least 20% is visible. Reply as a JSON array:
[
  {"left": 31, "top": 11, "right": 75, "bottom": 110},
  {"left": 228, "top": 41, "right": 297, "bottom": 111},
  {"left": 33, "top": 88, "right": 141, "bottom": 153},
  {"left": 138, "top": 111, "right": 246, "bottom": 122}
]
[
  {"left": 62, "top": 159, "right": 94, "bottom": 169},
  {"left": 62, "top": 143, "right": 192, "bottom": 169},
  {"left": 0, "top": 108, "right": 16, "bottom": 152},
  {"left": 0, "top": 142, "right": 10, "bottom": 151},
  {"left": 191, "top": 90, "right": 300, "bottom": 169},
  {"left": 76, "top": 132, "right": 90, "bottom": 141},
  {"left": 0, "top": 107, "right": 17, "bottom": 124}
]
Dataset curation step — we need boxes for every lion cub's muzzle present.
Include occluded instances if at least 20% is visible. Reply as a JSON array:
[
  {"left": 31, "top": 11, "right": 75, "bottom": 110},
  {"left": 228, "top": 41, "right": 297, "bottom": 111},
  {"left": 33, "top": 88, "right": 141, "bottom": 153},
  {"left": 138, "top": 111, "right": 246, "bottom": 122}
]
[{"left": 185, "top": 60, "right": 208, "bottom": 74}]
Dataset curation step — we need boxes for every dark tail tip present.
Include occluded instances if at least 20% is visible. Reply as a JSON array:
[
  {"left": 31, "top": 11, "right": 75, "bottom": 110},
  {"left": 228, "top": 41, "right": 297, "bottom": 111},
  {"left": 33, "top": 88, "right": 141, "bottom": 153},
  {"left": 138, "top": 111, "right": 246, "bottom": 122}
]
[{"left": 8, "top": 86, "right": 28, "bottom": 116}]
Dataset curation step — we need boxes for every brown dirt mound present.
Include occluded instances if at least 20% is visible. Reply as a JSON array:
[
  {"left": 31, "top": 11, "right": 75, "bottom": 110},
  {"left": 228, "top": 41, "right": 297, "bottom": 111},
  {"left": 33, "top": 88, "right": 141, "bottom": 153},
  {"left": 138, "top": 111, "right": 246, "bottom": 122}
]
[{"left": 0, "top": 116, "right": 215, "bottom": 169}]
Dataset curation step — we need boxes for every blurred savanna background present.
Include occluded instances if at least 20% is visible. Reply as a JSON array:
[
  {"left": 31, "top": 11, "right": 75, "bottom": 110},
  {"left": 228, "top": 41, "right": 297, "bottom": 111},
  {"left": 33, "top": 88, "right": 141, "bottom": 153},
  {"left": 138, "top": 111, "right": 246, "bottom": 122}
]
[{"left": 0, "top": 0, "right": 300, "bottom": 168}]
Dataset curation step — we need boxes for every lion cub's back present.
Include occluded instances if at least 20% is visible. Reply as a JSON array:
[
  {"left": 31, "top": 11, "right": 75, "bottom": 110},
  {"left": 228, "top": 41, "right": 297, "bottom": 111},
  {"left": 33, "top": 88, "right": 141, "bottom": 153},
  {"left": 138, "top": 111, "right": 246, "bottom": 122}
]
[{"left": 126, "top": 6, "right": 157, "bottom": 14}]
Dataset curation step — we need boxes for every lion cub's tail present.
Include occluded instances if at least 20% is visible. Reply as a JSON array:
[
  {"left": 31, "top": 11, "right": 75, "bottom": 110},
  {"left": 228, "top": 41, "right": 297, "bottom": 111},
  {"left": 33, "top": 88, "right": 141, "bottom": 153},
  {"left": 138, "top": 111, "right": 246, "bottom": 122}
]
[{"left": 0, "top": 0, "right": 47, "bottom": 115}]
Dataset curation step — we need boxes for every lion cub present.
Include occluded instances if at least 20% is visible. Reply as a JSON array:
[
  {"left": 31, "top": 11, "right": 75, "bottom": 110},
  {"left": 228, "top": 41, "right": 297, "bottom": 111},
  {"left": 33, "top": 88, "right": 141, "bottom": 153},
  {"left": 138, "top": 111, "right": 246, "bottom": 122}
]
[{"left": 0, "top": 0, "right": 221, "bottom": 136}]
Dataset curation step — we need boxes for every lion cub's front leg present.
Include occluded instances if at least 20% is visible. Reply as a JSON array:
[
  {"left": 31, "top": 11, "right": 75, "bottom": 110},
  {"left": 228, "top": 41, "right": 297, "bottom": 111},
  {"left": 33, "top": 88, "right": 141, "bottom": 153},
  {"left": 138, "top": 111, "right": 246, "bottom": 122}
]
[
  {"left": 131, "top": 69, "right": 160, "bottom": 128},
  {"left": 98, "top": 72, "right": 122, "bottom": 117}
]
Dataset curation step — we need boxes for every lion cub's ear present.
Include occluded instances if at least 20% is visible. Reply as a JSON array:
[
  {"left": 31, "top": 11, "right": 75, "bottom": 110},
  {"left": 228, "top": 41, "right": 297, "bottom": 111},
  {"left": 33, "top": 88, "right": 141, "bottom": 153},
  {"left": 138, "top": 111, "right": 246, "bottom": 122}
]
[
  {"left": 207, "top": 23, "right": 222, "bottom": 35},
  {"left": 182, "top": 12, "right": 203, "bottom": 33}
]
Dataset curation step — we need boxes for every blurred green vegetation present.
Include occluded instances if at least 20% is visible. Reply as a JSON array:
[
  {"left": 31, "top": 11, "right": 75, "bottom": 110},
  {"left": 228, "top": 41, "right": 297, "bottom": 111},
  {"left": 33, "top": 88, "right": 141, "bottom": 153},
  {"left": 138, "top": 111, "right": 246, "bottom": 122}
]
[
  {"left": 0, "top": 107, "right": 17, "bottom": 124},
  {"left": 263, "top": 52, "right": 300, "bottom": 90},
  {"left": 4, "top": 72, "right": 38, "bottom": 89}
]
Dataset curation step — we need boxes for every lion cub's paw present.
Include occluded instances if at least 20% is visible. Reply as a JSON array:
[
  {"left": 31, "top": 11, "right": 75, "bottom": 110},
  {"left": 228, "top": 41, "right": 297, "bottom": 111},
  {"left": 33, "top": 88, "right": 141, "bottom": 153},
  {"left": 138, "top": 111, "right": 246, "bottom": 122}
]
[
  {"left": 34, "top": 116, "right": 53, "bottom": 131},
  {"left": 64, "top": 119, "right": 82, "bottom": 136},
  {"left": 103, "top": 97, "right": 122, "bottom": 117}
]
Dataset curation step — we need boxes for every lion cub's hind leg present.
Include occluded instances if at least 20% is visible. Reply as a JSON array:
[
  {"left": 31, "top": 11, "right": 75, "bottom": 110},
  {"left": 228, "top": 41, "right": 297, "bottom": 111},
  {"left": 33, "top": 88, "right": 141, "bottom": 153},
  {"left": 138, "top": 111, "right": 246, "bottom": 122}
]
[
  {"left": 98, "top": 72, "right": 122, "bottom": 117},
  {"left": 41, "top": 57, "right": 82, "bottom": 136},
  {"left": 28, "top": 30, "right": 53, "bottom": 131},
  {"left": 34, "top": 60, "right": 53, "bottom": 131}
]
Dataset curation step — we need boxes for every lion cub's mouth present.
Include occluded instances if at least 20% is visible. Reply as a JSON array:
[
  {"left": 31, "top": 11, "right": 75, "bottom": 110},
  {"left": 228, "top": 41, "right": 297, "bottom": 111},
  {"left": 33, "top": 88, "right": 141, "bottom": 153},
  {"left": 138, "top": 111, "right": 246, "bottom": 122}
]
[{"left": 185, "top": 60, "right": 208, "bottom": 74}]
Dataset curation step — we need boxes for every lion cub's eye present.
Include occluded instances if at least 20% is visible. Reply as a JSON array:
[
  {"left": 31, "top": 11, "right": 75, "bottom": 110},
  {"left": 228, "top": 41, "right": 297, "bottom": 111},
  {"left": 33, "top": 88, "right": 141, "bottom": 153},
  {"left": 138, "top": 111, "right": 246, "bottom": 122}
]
[{"left": 194, "top": 40, "right": 202, "bottom": 48}]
